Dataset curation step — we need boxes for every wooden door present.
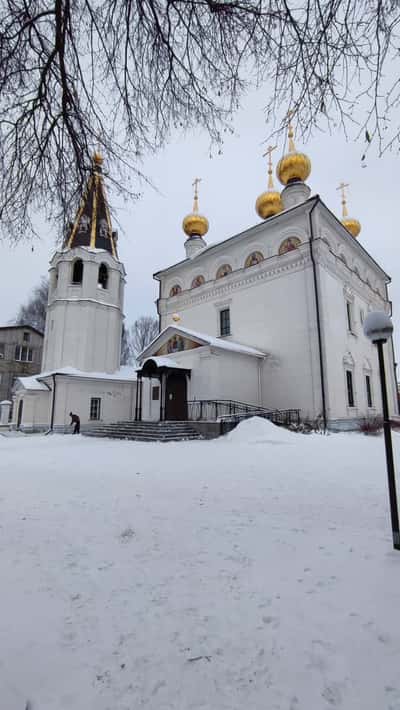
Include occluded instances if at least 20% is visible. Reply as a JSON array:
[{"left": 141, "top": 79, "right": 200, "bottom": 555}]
[{"left": 165, "top": 373, "right": 187, "bottom": 420}]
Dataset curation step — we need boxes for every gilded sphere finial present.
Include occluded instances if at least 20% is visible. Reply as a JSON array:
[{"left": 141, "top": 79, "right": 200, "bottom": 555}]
[
  {"left": 336, "top": 182, "right": 361, "bottom": 238},
  {"left": 256, "top": 145, "right": 283, "bottom": 219},
  {"left": 276, "top": 112, "right": 311, "bottom": 185},
  {"left": 183, "top": 177, "right": 209, "bottom": 238},
  {"left": 172, "top": 313, "right": 181, "bottom": 323}
]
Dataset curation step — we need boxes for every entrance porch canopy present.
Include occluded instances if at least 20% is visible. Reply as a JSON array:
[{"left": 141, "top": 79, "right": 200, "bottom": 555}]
[{"left": 135, "top": 356, "right": 191, "bottom": 421}]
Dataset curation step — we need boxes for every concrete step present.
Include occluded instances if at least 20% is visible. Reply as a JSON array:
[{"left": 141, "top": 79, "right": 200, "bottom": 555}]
[{"left": 83, "top": 420, "right": 202, "bottom": 442}]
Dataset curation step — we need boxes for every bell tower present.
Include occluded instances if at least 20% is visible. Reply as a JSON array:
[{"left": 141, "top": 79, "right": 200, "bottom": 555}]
[{"left": 41, "top": 153, "right": 126, "bottom": 374}]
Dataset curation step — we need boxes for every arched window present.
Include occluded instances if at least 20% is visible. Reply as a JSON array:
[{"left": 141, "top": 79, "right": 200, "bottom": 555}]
[
  {"left": 278, "top": 237, "right": 301, "bottom": 255},
  {"left": 98, "top": 263, "right": 108, "bottom": 289},
  {"left": 216, "top": 264, "right": 232, "bottom": 279},
  {"left": 169, "top": 284, "right": 182, "bottom": 297},
  {"left": 245, "top": 251, "right": 264, "bottom": 268},
  {"left": 72, "top": 259, "right": 83, "bottom": 284},
  {"left": 191, "top": 275, "right": 205, "bottom": 289}
]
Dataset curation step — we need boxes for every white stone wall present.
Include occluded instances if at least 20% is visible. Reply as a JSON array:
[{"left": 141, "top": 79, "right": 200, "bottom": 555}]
[
  {"left": 49, "top": 376, "right": 136, "bottom": 428},
  {"left": 42, "top": 247, "right": 125, "bottom": 373},
  {"left": 12, "top": 391, "right": 51, "bottom": 431},
  {"left": 13, "top": 376, "right": 136, "bottom": 431}
]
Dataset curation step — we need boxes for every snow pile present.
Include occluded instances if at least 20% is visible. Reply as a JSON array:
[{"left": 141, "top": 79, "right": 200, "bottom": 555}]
[
  {"left": 226, "top": 415, "right": 297, "bottom": 444},
  {"left": 1, "top": 431, "right": 400, "bottom": 710}
]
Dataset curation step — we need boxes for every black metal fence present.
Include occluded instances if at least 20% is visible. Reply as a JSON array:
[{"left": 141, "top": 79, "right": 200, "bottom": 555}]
[{"left": 187, "top": 399, "right": 300, "bottom": 433}]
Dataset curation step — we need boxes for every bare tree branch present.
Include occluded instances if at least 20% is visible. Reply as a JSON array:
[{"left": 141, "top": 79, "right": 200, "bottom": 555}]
[{"left": 1, "top": 1, "right": 399, "bottom": 244}]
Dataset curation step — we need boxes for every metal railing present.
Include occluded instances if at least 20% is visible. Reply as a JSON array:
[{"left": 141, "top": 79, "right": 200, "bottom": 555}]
[
  {"left": 187, "top": 399, "right": 300, "bottom": 431},
  {"left": 187, "top": 399, "right": 272, "bottom": 422}
]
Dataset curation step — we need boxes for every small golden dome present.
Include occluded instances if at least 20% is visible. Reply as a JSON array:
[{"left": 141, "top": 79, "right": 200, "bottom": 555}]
[
  {"left": 337, "top": 182, "right": 361, "bottom": 238},
  {"left": 276, "top": 115, "right": 311, "bottom": 185},
  {"left": 182, "top": 212, "right": 209, "bottom": 237},
  {"left": 256, "top": 191, "right": 283, "bottom": 219},
  {"left": 183, "top": 177, "right": 209, "bottom": 238},
  {"left": 256, "top": 145, "right": 283, "bottom": 219},
  {"left": 172, "top": 313, "right": 181, "bottom": 322},
  {"left": 342, "top": 217, "right": 361, "bottom": 238}
]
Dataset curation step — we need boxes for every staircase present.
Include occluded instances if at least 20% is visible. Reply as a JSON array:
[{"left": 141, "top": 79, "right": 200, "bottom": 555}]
[{"left": 83, "top": 420, "right": 203, "bottom": 442}]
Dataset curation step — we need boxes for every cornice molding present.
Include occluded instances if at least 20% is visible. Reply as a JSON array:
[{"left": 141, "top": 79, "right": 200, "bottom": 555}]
[{"left": 160, "top": 248, "right": 311, "bottom": 314}]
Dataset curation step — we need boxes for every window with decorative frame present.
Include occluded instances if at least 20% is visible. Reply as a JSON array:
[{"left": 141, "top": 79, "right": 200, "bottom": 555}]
[
  {"left": 219, "top": 308, "right": 231, "bottom": 337},
  {"left": 346, "top": 370, "right": 355, "bottom": 408},
  {"left": 90, "top": 397, "right": 101, "bottom": 420}
]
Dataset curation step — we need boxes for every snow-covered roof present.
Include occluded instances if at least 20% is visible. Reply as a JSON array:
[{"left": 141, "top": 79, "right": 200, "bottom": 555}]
[
  {"left": 17, "top": 366, "right": 136, "bottom": 391},
  {"left": 140, "top": 325, "right": 266, "bottom": 361},
  {"left": 17, "top": 376, "right": 50, "bottom": 392},
  {"left": 140, "top": 356, "right": 189, "bottom": 370}
]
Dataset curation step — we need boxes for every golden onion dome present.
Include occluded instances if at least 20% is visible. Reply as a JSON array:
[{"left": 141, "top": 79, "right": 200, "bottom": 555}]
[
  {"left": 342, "top": 217, "right": 361, "bottom": 238},
  {"left": 183, "top": 178, "right": 209, "bottom": 238},
  {"left": 256, "top": 190, "right": 283, "bottom": 219},
  {"left": 276, "top": 115, "right": 311, "bottom": 185},
  {"left": 337, "top": 182, "right": 361, "bottom": 238},
  {"left": 256, "top": 145, "right": 283, "bottom": 219}
]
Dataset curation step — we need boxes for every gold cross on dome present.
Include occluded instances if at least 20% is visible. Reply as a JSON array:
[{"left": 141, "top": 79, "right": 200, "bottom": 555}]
[
  {"left": 337, "top": 182, "right": 350, "bottom": 217},
  {"left": 263, "top": 145, "right": 277, "bottom": 188},
  {"left": 192, "top": 177, "right": 201, "bottom": 196},
  {"left": 286, "top": 109, "right": 296, "bottom": 151},
  {"left": 192, "top": 177, "right": 202, "bottom": 212},
  {"left": 337, "top": 181, "right": 350, "bottom": 198}
]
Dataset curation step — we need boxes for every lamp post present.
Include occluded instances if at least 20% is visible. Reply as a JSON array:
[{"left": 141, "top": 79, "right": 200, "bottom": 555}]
[{"left": 364, "top": 311, "right": 400, "bottom": 551}]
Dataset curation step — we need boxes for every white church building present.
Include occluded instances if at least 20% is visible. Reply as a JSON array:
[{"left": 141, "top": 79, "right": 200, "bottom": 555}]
[{"left": 12, "top": 123, "right": 398, "bottom": 433}]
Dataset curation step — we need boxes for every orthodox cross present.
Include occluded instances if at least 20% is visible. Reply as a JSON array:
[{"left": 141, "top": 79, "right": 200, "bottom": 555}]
[
  {"left": 192, "top": 177, "right": 201, "bottom": 212},
  {"left": 262, "top": 145, "right": 277, "bottom": 189},
  {"left": 286, "top": 109, "right": 296, "bottom": 151},
  {"left": 337, "top": 182, "right": 350, "bottom": 217}
]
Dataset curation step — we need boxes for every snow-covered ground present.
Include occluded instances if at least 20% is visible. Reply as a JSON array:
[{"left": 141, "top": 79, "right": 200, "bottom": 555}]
[{"left": 1, "top": 419, "right": 400, "bottom": 710}]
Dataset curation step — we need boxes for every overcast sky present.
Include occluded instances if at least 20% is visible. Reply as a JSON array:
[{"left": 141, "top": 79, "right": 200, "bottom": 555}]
[{"left": 1, "top": 88, "right": 399, "bottom": 357}]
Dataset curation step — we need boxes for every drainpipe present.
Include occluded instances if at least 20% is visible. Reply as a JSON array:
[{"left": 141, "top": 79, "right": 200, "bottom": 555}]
[
  {"left": 308, "top": 200, "right": 327, "bottom": 432},
  {"left": 50, "top": 373, "right": 57, "bottom": 431}
]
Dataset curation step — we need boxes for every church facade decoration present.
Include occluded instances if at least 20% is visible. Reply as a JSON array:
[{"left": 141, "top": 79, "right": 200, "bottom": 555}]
[
  {"left": 191, "top": 275, "right": 205, "bottom": 289},
  {"left": 170, "top": 284, "right": 182, "bottom": 297},
  {"left": 245, "top": 251, "right": 264, "bottom": 268},
  {"left": 216, "top": 264, "right": 232, "bottom": 279},
  {"left": 278, "top": 237, "right": 301, "bottom": 255}
]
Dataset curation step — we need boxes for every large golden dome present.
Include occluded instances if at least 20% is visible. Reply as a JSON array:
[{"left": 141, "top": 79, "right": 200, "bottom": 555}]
[
  {"left": 256, "top": 145, "right": 283, "bottom": 219},
  {"left": 276, "top": 117, "right": 311, "bottom": 185},
  {"left": 183, "top": 178, "right": 209, "bottom": 238},
  {"left": 337, "top": 182, "right": 361, "bottom": 238}
]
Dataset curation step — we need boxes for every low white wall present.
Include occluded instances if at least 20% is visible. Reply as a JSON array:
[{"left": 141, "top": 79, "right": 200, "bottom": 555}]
[{"left": 50, "top": 376, "right": 136, "bottom": 428}]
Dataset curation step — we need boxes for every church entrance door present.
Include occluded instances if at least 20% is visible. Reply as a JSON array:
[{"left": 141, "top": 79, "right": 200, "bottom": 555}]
[
  {"left": 165, "top": 373, "right": 187, "bottom": 420},
  {"left": 17, "top": 399, "right": 23, "bottom": 429}
]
